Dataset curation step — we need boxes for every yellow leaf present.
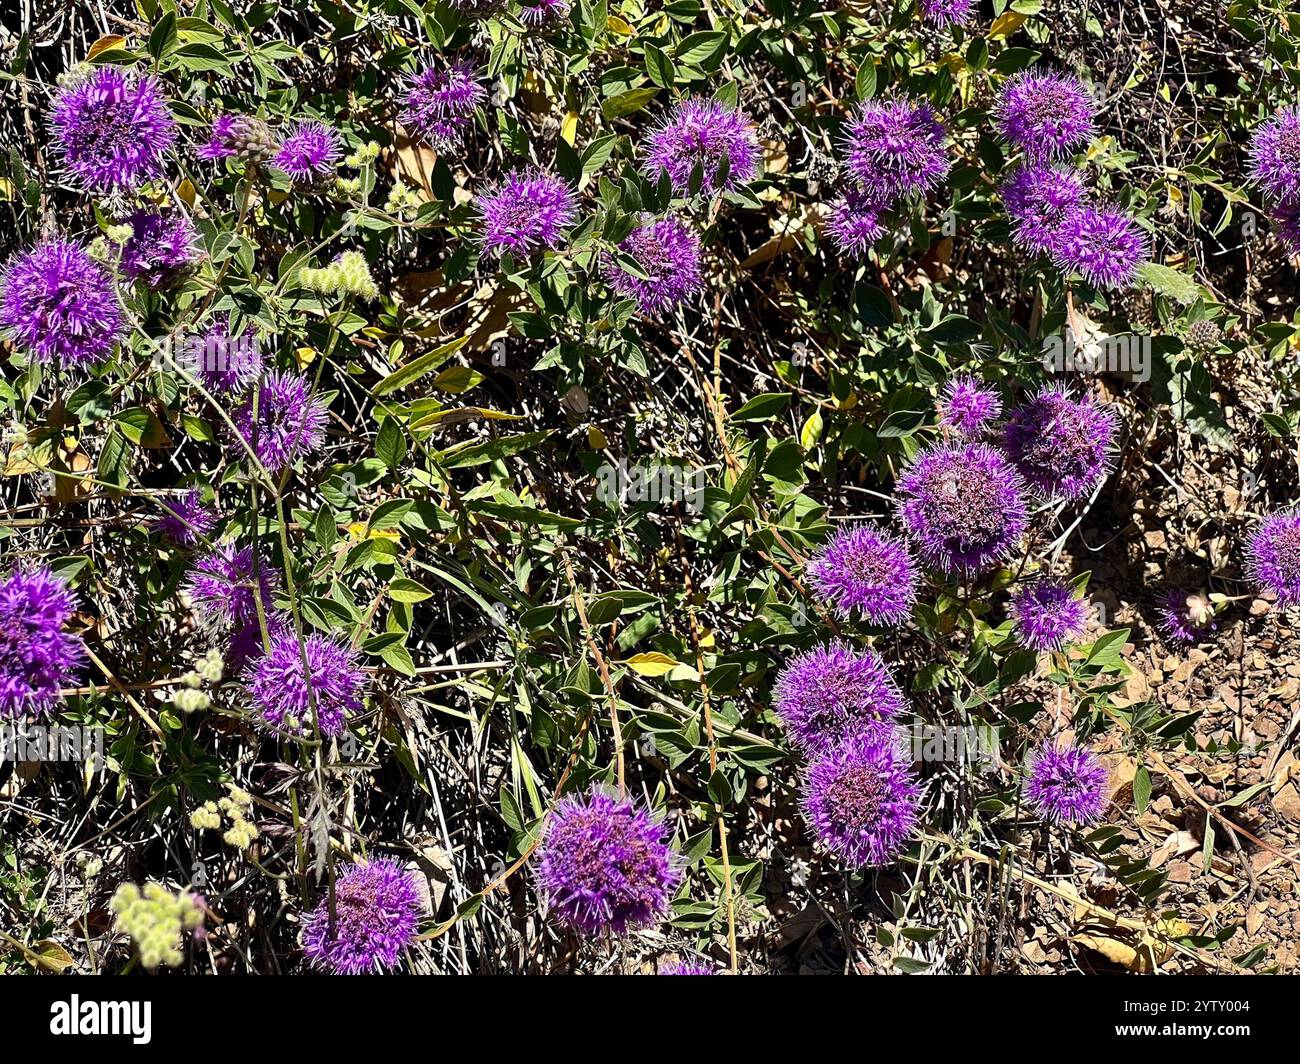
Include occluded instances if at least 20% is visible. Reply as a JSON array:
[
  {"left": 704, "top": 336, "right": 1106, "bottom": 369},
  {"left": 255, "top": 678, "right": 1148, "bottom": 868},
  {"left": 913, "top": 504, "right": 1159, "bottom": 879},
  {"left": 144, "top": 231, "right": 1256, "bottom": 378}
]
[
  {"left": 607, "top": 14, "right": 634, "bottom": 35},
  {"left": 294, "top": 346, "right": 317, "bottom": 370},
  {"left": 800, "top": 408, "right": 824, "bottom": 449},
  {"left": 561, "top": 111, "right": 579, "bottom": 146},
  {"left": 988, "top": 11, "right": 1026, "bottom": 38},
  {"left": 587, "top": 425, "right": 608, "bottom": 449},
  {"left": 622, "top": 652, "right": 683, "bottom": 677},
  {"left": 347, "top": 523, "right": 401, "bottom": 542},
  {"left": 177, "top": 178, "right": 197, "bottom": 208},
  {"left": 0, "top": 177, "right": 14, "bottom": 201},
  {"left": 87, "top": 35, "right": 126, "bottom": 61}
]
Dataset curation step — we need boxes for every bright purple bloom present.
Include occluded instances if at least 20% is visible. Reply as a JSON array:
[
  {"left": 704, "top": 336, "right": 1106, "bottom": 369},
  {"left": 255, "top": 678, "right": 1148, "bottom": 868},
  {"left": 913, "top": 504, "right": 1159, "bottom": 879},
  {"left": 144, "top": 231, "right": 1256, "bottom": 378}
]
[
  {"left": 995, "top": 72, "right": 1095, "bottom": 161},
  {"left": 918, "top": 0, "right": 975, "bottom": 27},
  {"left": 938, "top": 375, "right": 1002, "bottom": 437},
  {"left": 1051, "top": 206, "right": 1149, "bottom": 289},
  {"left": 1, "top": 239, "right": 123, "bottom": 368},
  {"left": 1249, "top": 107, "right": 1300, "bottom": 206},
  {"left": 1247, "top": 510, "right": 1300, "bottom": 608},
  {"left": 153, "top": 489, "right": 216, "bottom": 546},
  {"left": 49, "top": 67, "right": 176, "bottom": 192},
  {"left": 841, "top": 99, "right": 949, "bottom": 206},
  {"left": 231, "top": 371, "right": 329, "bottom": 474},
  {"left": 196, "top": 113, "right": 275, "bottom": 163},
  {"left": 518, "top": 0, "right": 570, "bottom": 26},
  {"left": 1009, "top": 580, "right": 1088, "bottom": 651},
  {"left": 246, "top": 632, "right": 364, "bottom": 737},
  {"left": 227, "top": 612, "right": 290, "bottom": 671},
  {"left": 272, "top": 120, "right": 342, "bottom": 184},
  {"left": 826, "top": 187, "right": 885, "bottom": 257},
  {"left": 0, "top": 567, "right": 85, "bottom": 721},
  {"left": 1158, "top": 588, "right": 1215, "bottom": 646},
  {"left": 187, "top": 315, "right": 263, "bottom": 394},
  {"left": 401, "top": 61, "right": 486, "bottom": 149},
  {"left": 602, "top": 215, "right": 703, "bottom": 316},
  {"left": 1000, "top": 163, "right": 1086, "bottom": 256},
  {"left": 642, "top": 98, "right": 761, "bottom": 195},
  {"left": 302, "top": 860, "right": 423, "bottom": 974},
  {"left": 184, "top": 544, "right": 278, "bottom": 631},
  {"left": 121, "top": 210, "right": 202, "bottom": 289},
  {"left": 807, "top": 524, "right": 917, "bottom": 624},
  {"left": 803, "top": 730, "right": 920, "bottom": 867},
  {"left": 1002, "top": 385, "right": 1117, "bottom": 501},
  {"left": 535, "top": 788, "right": 682, "bottom": 936},
  {"left": 896, "top": 442, "right": 1029, "bottom": 575},
  {"left": 774, "top": 642, "right": 906, "bottom": 757},
  {"left": 1024, "top": 741, "right": 1108, "bottom": 824},
  {"left": 659, "top": 961, "right": 715, "bottom": 975},
  {"left": 197, "top": 114, "right": 240, "bottom": 160},
  {"left": 476, "top": 168, "right": 576, "bottom": 257}
]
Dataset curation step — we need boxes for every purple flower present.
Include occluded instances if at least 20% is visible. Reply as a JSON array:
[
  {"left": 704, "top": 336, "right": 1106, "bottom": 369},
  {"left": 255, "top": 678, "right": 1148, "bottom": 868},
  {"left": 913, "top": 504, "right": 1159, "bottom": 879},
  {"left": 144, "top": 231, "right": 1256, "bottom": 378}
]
[
  {"left": 1157, "top": 588, "right": 1216, "bottom": 646},
  {"left": 642, "top": 98, "right": 762, "bottom": 195},
  {"left": 938, "top": 375, "right": 1002, "bottom": 437},
  {"left": 246, "top": 631, "right": 364, "bottom": 737},
  {"left": 803, "top": 730, "right": 920, "bottom": 867},
  {"left": 197, "top": 114, "right": 241, "bottom": 160},
  {"left": 272, "top": 120, "right": 342, "bottom": 184},
  {"left": 826, "top": 187, "right": 885, "bottom": 258},
  {"left": 302, "top": 860, "right": 423, "bottom": 974},
  {"left": 231, "top": 371, "right": 329, "bottom": 474},
  {"left": 1249, "top": 107, "right": 1300, "bottom": 206},
  {"left": 153, "top": 489, "right": 216, "bottom": 547},
  {"left": 121, "top": 210, "right": 202, "bottom": 289},
  {"left": 602, "top": 215, "right": 703, "bottom": 317},
  {"left": 1002, "top": 385, "right": 1117, "bottom": 501},
  {"left": 476, "top": 168, "right": 576, "bottom": 257},
  {"left": 659, "top": 961, "right": 715, "bottom": 975},
  {"left": 841, "top": 99, "right": 949, "bottom": 206},
  {"left": 1, "top": 239, "right": 123, "bottom": 368},
  {"left": 535, "top": 788, "right": 682, "bottom": 936},
  {"left": 807, "top": 524, "right": 917, "bottom": 625},
  {"left": 518, "top": 0, "right": 570, "bottom": 26},
  {"left": 1009, "top": 580, "right": 1088, "bottom": 651},
  {"left": 774, "top": 642, "right": 906, "bottom": 757},
  {"left": 918, "top": 0, "right": 975, "bottom": 27},
  {"left": 995, "top": 72, "right": 1096, "bottom": 161},
  {"left": 1024, "top": 741, "right": 1108, "bottom": 825},
  {"left": 184, "top": 544, "right": 278, "bottom": 631},
  {"left": 1051, "top": 206, "right": 1149, "bottom": 289},
  {"left": 0, "top": 567, "right": 85, "bottom": 721},
  {"left": 1000, "top": 163, "right": 1086, "bottom": 256},
  {"left": 197, "top": 113, "right": 275, "bottom": 163},
  {"left": 1247, "top": 510, "right": 1300, "bottom": 608},
  {"left": 1272, "top": 202, "right": 1300, "bottom": 255},
  {"left": 401, "top": 61, "right": 486, "bottom": 149},
  {"left": 187, "top": 315, "right": 263, "bottom": 394},
  {"left": 227, "top": 612, "right": 290, "bottom": 671},
  {"left": 49, "top": 67, "right": 176, "bottom": 192},
  {"left": 896, "top": 442, "right": 1028, "bottom": 575}
]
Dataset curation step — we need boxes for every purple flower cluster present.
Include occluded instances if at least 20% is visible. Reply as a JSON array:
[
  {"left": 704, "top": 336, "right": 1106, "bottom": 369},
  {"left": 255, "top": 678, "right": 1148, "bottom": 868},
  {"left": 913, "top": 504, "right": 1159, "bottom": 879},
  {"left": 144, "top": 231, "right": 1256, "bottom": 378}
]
[
  {"left": 184, "top": 544, "right": 278, "bottom": 631},
  {"left": 153, "top": 489, "right": 217, "bottom": 547},
  {"left": 841, "top": 98, "right": 949, "bottom": 206},
  {"left": 401, "top": 61, "right": 486, "bottom": 150},
  {"left": 49, "top": 67, "right": 176, "bottom": 192},
  {"left": 642, "top": 98, "right": 761, "bottom": 195},
  {"left": 246, "top": 632, "right": 364, "bottom": 737},
  {"left": 231, "top": 371, "right": 329, "bottom": 475},
  {"left": 190, "top": 315, "right": 264, "bottom": 395},
  {"left": 1024, "top": 741, "right": 1108, "bottom": 825},
  {"left": 121, "top": 210, "right": 202, "bottom": 289},
  {"left": 272, "top": 120, "right": 342, "bottom": 184},
  {"left": 774, "top": 642, "right": 906, "bottom": 756},
  {"left": 995, "top": 72, "right": 1096, "bottom": 162},
  {"left": 1000, "top": 164, "right": 1086, "bottom": 257},
  {"left": 1051, "top": 206, "right": 1150, "bottom": 289},
  {"left": 803, "top": 730, "right": 920, "bottom": 867},
  {"left": 1249, "top": 108, "right": 1300, "bottom": 254},
  {"left": 918, "top": 0, "right": 975, "bottom": 27},
  {"left": 825, "top": 187, "right": 885, "bottom": 258},
  {"left": 806, "top": 524, "right": 917, "bottom": 625},
  {"left": 1247, "top": 510, "right": 1300, "bottom": 608},
  {"left": 535, "top": 788, "right": 682, "bottom": 935},
  {"left": 1009, "top": 580, "right": 1088, "bottom": 651},
  {"left": 937, "top": 375, "right": 1002, "bottom": 438},
  {"left": 1, "top": 238, "right": 124, "bottom": 368},
  {"left": 0, "top": 567, "right": 85, "bottom": 721},
  {"left": 476, "top": 168, "right": 576, "bottom": 257},
  {"left": 1157, "top": 588, "right": 1216, "bottom": 646},
  {"left": 302, "top": 860, "right": 423, "bottom": 974},
  {"left": 602, "top": 215, "right": 703, "bottom": 317},
  {"left": 518, "top": 0, "right": 570, "bottom": 26},
  {"left": 197, "top": 113, "right": 275, "bottom": 164},
  {"left": 1002, "top": 384, "right": 1117, "bottom": 501}
]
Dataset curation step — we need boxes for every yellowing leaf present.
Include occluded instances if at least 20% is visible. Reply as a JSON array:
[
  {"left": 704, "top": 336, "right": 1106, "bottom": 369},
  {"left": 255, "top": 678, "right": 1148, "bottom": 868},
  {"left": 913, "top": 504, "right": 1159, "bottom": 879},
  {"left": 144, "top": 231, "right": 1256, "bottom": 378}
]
[
  {"left": 87, "top": 35, "right": 126, "bottom": 61},
  {"left": 347, "top": 523, "right": 401, "bottom": 542},
  {"left": 622, "top": 652, "right": 683, "bottom": 677},
  {"left": 607, "top": 15, "right": 634, "bottom": 35},
  {"left": 294, "top": 346, "right": 317, "bottom": 370},
  {"left": 177, "top": 178, "right": 197, "bottom": 208},
  {"left": 561, "top": 111, "right": 579, "bottom": 145},
  {"left": 989, "top": 11, "right": 1026, "bottom": 38},
  {"left": 587, "top": 425, "right": 608, "bottom": 449}
]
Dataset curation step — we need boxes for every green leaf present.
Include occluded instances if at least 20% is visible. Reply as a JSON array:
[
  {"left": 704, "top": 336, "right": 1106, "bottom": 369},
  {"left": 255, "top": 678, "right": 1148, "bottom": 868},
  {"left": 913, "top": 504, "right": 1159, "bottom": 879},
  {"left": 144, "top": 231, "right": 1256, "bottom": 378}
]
[
  {"left": 730, "top": 392, "right": 790, "bottom": 422},
  {"left": 1136, "top": 261, "right": 1203, "bottom": 305},
  {"left": 374, "top": 336, "right": 469, "bottom": 396}
]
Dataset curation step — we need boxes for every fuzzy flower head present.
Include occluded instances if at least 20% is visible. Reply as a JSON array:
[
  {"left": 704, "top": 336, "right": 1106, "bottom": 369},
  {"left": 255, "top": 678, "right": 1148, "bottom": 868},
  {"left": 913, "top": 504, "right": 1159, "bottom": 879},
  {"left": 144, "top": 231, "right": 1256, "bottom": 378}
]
[
  {"left": 1009, "top": 580, "right": 1088, "bottom": 651},
  {"left": 807, "top": 525, "right": 917, "bottom": 625},
  {"left": 401, "top": 61, "right": 486, "bottom": 149},
  {"left": 841, "top": 99, "right": 949, "bottom": 206},
  {"left": 49, "top": 66, "right": 176, "bottom": 192},
  {"left": 602, "top": 215, "right": 703, "bottom": 317},
  {"left": 518, "top": 0, "right": 571, "bottom": 26},
  {"left": 659, "top": 961, "right": 715, "bottom": 975},
  {"left": 1000, "top": 163, "right": 1086, "bottom": 257},
  {"left": 1272, "top": 202, "right": 1300, "bottom": 255},
  {"left": 995, "top": 72, "right": 1096, "bottom": 161},
  {"left": 896, "top": 442, "right": 1028, "bottom": 575},
  {"left": 774, "top": 642, "right": 906, "bottom": 757},
  {"left": 803, "top": 731, "right": 920, "bottom": 867},
  {"left": 247, "top": 632, "right": 364, "bottom": 737},
  {"left": 826, "top": 186, "right": 885, "bottom": 258},
  {"left": 1024, "top": 741, "right": 1108, "bottom": 824},
  {"left": 1249, "top": 106, "right": 1300, "bottom": 206},
  {"left": 272, "top": 120, "right": 342, "bottom": 184},
  {"left": 535, "top": 788, "right": 682, "bottom": 936},
  {"left": 1247, "top": 510, "right": 1300, "bottom": 608},
  {"left": 231, "top": 371, "right": 329, "bottom": 474},
  {"left": 1158, "top": 588, "right": 1216, "bottom": 646},
  {"left": 1, "top": 238, "right": 123, "bottom": 368},
  {"left": 0, "top": 567, "right": 84, "bottom": 721},
  {"left": 227, "top": 612, "right": 290, "bottom": 672},
  {"left": 184, "top": 544, "right": 278, "bottom": 631},
  {"left": 1052, "top": 206, "right": 1149, "bottom": 289},
  {"left": 120, "top": 210, "right": 202, "bottom": 289},
  {"left": 476, "top": 168, "right": 576, "bottom": 257},
  {"left": 197, "top": 114, "right": 276, "bottom": 163},
  {"left": 186, "top": 315, "right": 263, "bottom": 394},
  {"left": 642, "top": 98, "right": 761, "bottom": 195},
  {"left": 938, "top": 375, "right": 1003, "bottom": 437},
  {"left": 302, "top": 860, "right": 423, "bottom": 974},
  {"left": 153, "top": 489, "right": 216, "bottom": 547},
  {"left": 1002, "top": 385, "right": 1117, "bottom": 501},
  {"left": 918, "top": 0, "right": 975, "bottom": 27}
]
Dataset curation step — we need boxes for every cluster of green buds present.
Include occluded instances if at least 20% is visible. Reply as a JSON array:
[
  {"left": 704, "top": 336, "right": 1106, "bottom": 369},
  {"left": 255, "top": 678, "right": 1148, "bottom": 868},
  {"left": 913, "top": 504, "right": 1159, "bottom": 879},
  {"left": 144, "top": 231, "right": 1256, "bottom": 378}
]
[
  {"left": 174, "top": 648, "right": 223, "bottom": 713},
  {"left": 88, "top": 223, "right": 134, "bottom": 265},
  {"left": 190, "top": 783, "right": 259, "bottom": 850},
  {"left": 344, "top": 140, "right": 381, "bottom": 168},
  {"left": 300, "top": 250, "right": 379, "bottom": 301},
  {"left": 384, "top": 181, "right": 424, "bottom": 220},
  {"left": 110, "top": 883, "right": 204, "bottom": 969}
]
